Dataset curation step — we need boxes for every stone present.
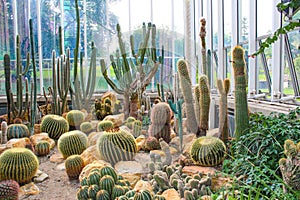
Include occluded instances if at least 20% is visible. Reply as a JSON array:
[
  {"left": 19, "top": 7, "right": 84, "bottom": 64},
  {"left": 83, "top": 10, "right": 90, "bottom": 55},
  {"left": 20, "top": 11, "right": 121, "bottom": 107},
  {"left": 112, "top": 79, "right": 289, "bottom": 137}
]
[
  {"left": 30, "top": 132, "right": 56, "bottom": 149},
  {"left": 103, "top": 113, "right": 124, "bottom": 127},
  {"left": 135, "top": 135, "right": 146, "bottom": 152},
  {"left": 200, "top": 195, "right": 213, "bottom": 200},
  {"left": 169, "top": 133, "right": 196, "bottom": 153},
  {"left": 34, "top": 124, "right": 41, "bottom": 134},
  {"left": 133, "top": 180, "right": 154, "bottom": 194},
  {"left": 56, "top": 162, "right": 66, "bottom": 171},
  {"left": 161, "top": 188, "right": 180, "bottom": 200},
  {"left": 211, "top": 176, "right": 233, "bottom": 191},
  {"left": 206, "top": 128, "right": 220, "bottom": 138},
  {"left": 120, "top": 173, "right": 141, "bottom": 188},
  {"left": 0, "top": 144, "right": 8, "bottom": 154},
  {"left": 50, "top": 152, "right": 64, "bottom": 163},
  {"left": 34, "top": 170, "right": 49, "bottom": 183},
  {"left": 115, "top": 161, "right": 143, "bottom": 174},
  {"left": 6, "top": 137, "right": 32, "bottom": 149},
  {"left": 79, "top": 160, "right": 111, "bottom": 182},
  {"left": 19, "top": 182, "right": 39, "bottom": 197},
  {"left": 80, "top": 145, "right": 102, "bottom": 166},
  {"left": 87, "top": 131, "right": 103, "bottom": 146},
  {"left": 182, "top": 165, "right": 217, "bottom": 176},
  {"left": 134, "top": 152, "right": 152, "bottom": 170}
]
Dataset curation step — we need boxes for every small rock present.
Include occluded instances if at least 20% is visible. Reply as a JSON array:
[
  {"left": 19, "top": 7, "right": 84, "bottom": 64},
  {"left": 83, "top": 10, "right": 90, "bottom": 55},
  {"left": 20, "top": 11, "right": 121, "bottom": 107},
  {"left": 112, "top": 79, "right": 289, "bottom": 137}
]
[
  {"left": 133, "top": 180, "right": 154, "bottom": 194},
  {"left": 115, "top": 161, "right": 143, "bottom": 174},
  {"left": 120, "top": 173, "right": 141, "bottom": 188},
  {"left": 103, "top": 113, "right": 124, "bottom": 127},
  {"left": 87, "top": 132, "right": 103, "bottom": 146},
  {"left": 206, "top": 128, "right": 220, "bottom": 138},
  {"left": 19, "top": 182, "right": 39, "bottom": 197},
  {"left": 56, "top": 162, "right": 66, "bottom": 171},
  {"left": 34, "top": 172, "right": 49, "bottom": 183},
  {"left": 30, "top": 132, "right": 56, "bottom": 149},
  {"left": 6, "top": 137, "right": 32, "bottom": 148},
  {"left": 50, "top": 152, "right": 64, "bottom": 163},
  {"left": 134, "top": 152, "right": 152, "bottom": 170},
  {"left": 80, "top": 145, "right": 102, "bottom": 165},
  {"left": 161, "top": 188, "right": 180, "bottom": 200},
  {"left": 169, "top": 133, "right": 196, "bottom": 152}
]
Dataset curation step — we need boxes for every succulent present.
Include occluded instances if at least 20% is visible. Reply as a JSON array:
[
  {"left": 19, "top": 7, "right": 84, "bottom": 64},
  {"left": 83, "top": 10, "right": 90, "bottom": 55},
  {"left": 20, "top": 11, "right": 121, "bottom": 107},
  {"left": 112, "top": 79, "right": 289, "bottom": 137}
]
[
  {"left": 80, "top": 122, "right": 94, "bottom": 134},
  {"left": 34, "top": 140, "right": 51, "bottom": 156},
  {"left": 0, "top": 148, "right": 39, "bottom": 184},
  {"left": 99, "top": 175, "right": 115, "bottom": 195},
  {"left": 65, "top": 154, "right": 85, "bottom": 180},
  {"left": 190, "top": 136, "right": 226, "bottom": 166},
  {"left": 99, "top": 166, "right": 118, "bottom": 182},
  {"left": 86, "top": 171, "right": 102, "bottom": 186},
  {"left": 133, "top": 189, "right": 153, "bottom": 200},
  {"left": 88, "top": 184, "right": 100, "bottom": 199},
  {"left": 111, "top": 185, "right": 126, "bottom": 199},
  {"left": 97, "top": 120, "right": 114, "bottom": 132},
  {"left": 0, "top": 180, "right": 20, "bottom": 200},
  {"left": 7, "top": 124, "right": 30, "bottom": 141},
  {"left": 94, "top": 98, "right": 114, "bottom": 120},
  {"left": 77, "top": 185, "right": 89, "bottom": 200},
  {"left": 1, "top": 121, "right": 8, "bottom": 144},
  {"left": 198, "top": 75, "right": 210, "bottom": 136},
  {"left": 58, "top": 130, "right": 88, "bottom": 158},
  {"left": 132, "top": 120, "right": 142, "bottom": 138},
  {"left": 144, "top": 136, "right": 160, "bottom": 152},
  {"left": 40, "top": 114, "right": 69, "bottom": 140},
  {"left": 66, "top": 110, "right": 85, "bottom": 128},
  {"left": 284, "top": 139, "right": 297, "bottom": 158},
  {"left": 96, "top": 189, "right": 110, "bottom": 200},
  {"left": 117, "top": 196, "right": 130, "bottom": 200},
  {"left": 154, "top": 195, "right": 166, "bottom": 200},
  {"left": 96, "top": 128, "right": 137, "bottom": 165}
]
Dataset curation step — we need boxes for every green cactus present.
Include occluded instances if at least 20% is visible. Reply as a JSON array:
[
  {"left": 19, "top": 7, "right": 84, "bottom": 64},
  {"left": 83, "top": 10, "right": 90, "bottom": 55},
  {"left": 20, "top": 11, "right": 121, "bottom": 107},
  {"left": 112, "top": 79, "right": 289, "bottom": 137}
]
[
  {"left": 40, "top": 114, "right": 69, "bottom": 140},
  {"left": 154, "top": 195, "right": 166, "bottom": 200},
  {"left": 80, "top": 122, "right": 94, "bottom": 134},
  {"left": 96, "top": 189, "right": 110, "bottom": 200},
  {"left": 65, "top": 154, "right": 85, "bottom": 180},
  {"left": 190, "top": 136, "right": 226, "bottom": 167},
  {"left": 125, "top": 117, "right": 136, "bottom": 129},
  {"left": 6, "top": 124, "right": 30, "bottom": 141},
  {"left": 144, "top": 136, "right": 161, "bottom": 152},
  {"left": 177, "top": 59, "right": 199, "bottom": 135},
  {"left": 86, "top": 171, "right": 102, "bottom": 186},
  {"left": 97, "top": 120, "right": 114, "bottom": 132},
  {"left": 199, "top": 18, "right": 207, "bottom": 76},
  {"left": 99, "top": 175, "right": 115, "bottom": 195},
  {"left": 1, "top": 121, "right": 7, "bottom": 144},
  {"left": 100, "top": 22, "right": 160, "bottom": 120},
  {"left": 94, "top": 98, "right": 113, "bottom": 120},
  {"left": 0, "top": 148, "right": 39, "bottom": 184},
  {"left": 194, "top": 86, "right": 201, "bottom": 123},
  {"left": 284, "top": 139, "right": 298, "bottom": 158},
  {"left": 99, "top": 166, "right": 118, "bottom": 182},
  {"left": 232, "top": 46, "right": 249, "bottom": 139},
  {"left": 34, "top": 140, "right": 51, "bottom": 156},
  {"left": 58, "top": 130, "right": 88, "bottom": 158},
  {"left": 111, "top": 185, "right": 126, "bottom": 199},
  {"left": 198, "top": 75, "right": 210, "bottom": 136},
  {"left": 77, "top": 185, "right": 89, "bottom": 200},
  {"left": 88, "top": 184, "right": 100, "bottom": 199},
  {"left": 133, "top": 189, "right": 153, "bottom": 200},
  {"left": 184, "top": 190, "right": 195, "bottom": 200},
  {"left": 133, "top": 120, "right": 142, "bottom": 138},
  {"left": 66, "top": 110, "right": 85, "bottom": 128},
  {"left": 149, "top": 102, "right": 172, "bottom": 143},
  {"left": 96, "top": 128, "right": 137, "bottom": 165},
  {"left": 125, "top": 190, "right": 136, "bottom": 198},
  {"left": 117, "top": 196, "right": 130, "bottom": 200},
  {"left": 0, "top": 180, "right": 20, "bottom": 200},
  {"left": 217, "top": 78, "right": 230, "bottom": 143}
]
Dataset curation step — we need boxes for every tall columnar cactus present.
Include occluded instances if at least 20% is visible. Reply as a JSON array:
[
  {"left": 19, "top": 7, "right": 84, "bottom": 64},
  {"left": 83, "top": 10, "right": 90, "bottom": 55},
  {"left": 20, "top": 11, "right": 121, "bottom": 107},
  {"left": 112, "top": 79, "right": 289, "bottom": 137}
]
[
  {"left": 0, "top": 180, "right": 20, "bottom": 200},
  {"left": 40, "top": 114, "right": 69, "bottom": 140},
  {"left": 177, "top": 59, "right": 199, "bottom": 135},
  {"left": 232, "top": 46, "right": 249, "bottom": 139},
  {"left": 194, "top": 86, "right": 201, "bottom": 123},
  {"left": 217, "top": 78, "right": 230, "bottom": 143},
  {"left": 199, "top": 18, "right": 207, "bottom": 76},
  {"left": 198, "top": 75, "right": 210, "bottom": 136},
  {"left": 6, "top": 124, "right": 30, "bottom": 141},
  {"left": 0, "top": 148, "right": 39, "bottom": 184},
  {"left": 1, "top": 121, "right": 7, "bottom": 144},
  {"left": 100, "top": 22, "right": 160, "bottom": 119},
  {"left": 96, "top": 128, "right": 137, "bottom": 165},
  {"left": 149, "top": 102, "right": 172, "bottom": 143},
  {"left": 65, "top": 154, "right": 85, "bottom": 180}
]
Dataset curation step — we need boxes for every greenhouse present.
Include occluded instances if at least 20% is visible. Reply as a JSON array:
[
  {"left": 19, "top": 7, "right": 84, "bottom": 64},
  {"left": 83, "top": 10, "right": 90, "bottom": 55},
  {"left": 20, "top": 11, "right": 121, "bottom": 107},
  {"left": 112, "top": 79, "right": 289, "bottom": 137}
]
[{"left": 0, "top": 0, "right": 299, "bottom": 199}]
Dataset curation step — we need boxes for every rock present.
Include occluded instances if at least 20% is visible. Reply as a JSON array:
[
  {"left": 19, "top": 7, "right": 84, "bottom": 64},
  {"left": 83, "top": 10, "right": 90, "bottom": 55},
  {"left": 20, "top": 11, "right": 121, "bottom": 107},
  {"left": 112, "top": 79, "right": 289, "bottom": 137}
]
[
  {"left": 34, "top": 124, "right": 41, "bottom": 134},
  {"left": 211, "top": 176, "right": 233, "bottom": 191},
  {"left": 133, "top": 180, "right": 154, "bottom": 194},
  {"left": 6, "top": 137, "right": 32, "bottom": 149},
  {"left": 80, "top": 145, "right": 102, "bottom": 166},
  {"left": 161, "top": 188, "right": 180, "bottom": 200},
  {"left": 87, "top": 131, "right": 103, "bottom": 146},
  {"left": 19, "top": 182, "right": 39, "bottom": 197},
  {"left": 169, "top": 133, "right": 196, "bottom": 153},
  {"left": 103, "top": 113, "right": 124, "bottom": 127},
  {"left": 182, "top": 165, "right": 217, "bottom": 176},
  {"left": 134, "top": 152, "right": 152, "bottom": 170},
  {"left": 135, "top": 135, "right": 146, "bottom": 152},
  {"left": 206, "top": 128, "right": 220, "bottom": 138},
  {"left": 50, "top": 152, "right": 64, "bottom": 163},
  {"left": 34, "top": 170, "right": 49, "bottom": 183},
  {"left": 56, "top": 162, "right": 66, "bottom": 171},
  {"left": 200, "top": 195, "right": 213, "bottom": 200},
  {"left": 115, "top": 161, "right": 143, "bottom": 174},
  {"left": 120, "top": 173, "right": 141, "bottom": 188},
  {"left": 30, "top": 132, "right": 56, "bottom": 149},
  {"left": 169, "top": 146, "right": 178, "bottom": 155},
  {"left": 0, "top": 144, "right": 8, "bottom": 154},
  {"left": 79, "top": 160, "right": 111, "bottom": 182}
]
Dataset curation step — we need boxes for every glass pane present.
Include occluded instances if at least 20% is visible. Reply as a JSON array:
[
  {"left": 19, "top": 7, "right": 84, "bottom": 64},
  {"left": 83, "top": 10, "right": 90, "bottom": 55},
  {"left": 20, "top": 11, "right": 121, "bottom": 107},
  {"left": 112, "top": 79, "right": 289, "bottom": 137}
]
[
  {"left": 130, "top": 0, "right": 151, "bottom": 30},
  {"left": 238, "top": 0, "right": 249, "bottom": 42},
  {"left": 224, "top": 0, "right": 232, "bottom": 47},
  {"left": 257, "top": 0, "right": 273, "bottom": 37},
  {"left": 212, "top": 0, "right": 218, "bottom": 51},
  {"left": 288, "top": 30, "right": 300, "bottom": 96}
]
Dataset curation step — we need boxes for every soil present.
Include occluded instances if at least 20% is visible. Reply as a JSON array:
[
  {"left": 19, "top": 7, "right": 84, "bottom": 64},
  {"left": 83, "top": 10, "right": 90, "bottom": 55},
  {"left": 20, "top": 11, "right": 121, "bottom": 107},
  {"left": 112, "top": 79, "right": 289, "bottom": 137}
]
[{"left": 19, "top": 147, "right": 80, "bottom": 200}]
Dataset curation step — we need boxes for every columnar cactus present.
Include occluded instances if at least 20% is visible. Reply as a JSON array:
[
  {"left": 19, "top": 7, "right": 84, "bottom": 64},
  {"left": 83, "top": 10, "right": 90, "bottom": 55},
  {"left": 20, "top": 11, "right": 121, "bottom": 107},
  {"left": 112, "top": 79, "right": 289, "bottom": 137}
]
[
  {"left": 149, "top": 102, "right": 172, "bottom": 143},
  {"left": 132, "top": 120, "right": 142, "bottom": 138},
  {"left": 194, "top": 86, "right": 201, "bottom": 123},
  {"left": 1, "top": 121, "right": 7, "bottom": 144},
  {"left": 0, "top": 180, "right": 20, "bottom": 200},
  {"left": 177, "top": 59, "right": 199, "bottom": 135},
  {"left": 217, "top": 78, "right": 230, "bottom": 143},
  {"left": 7, "top": 124, "right": 30, "bottom": 141},
  {"left": 40, "top": 114, "right": 69, "bottom": 140},
  {"left": 199, "top": 18, "right": 207, "bottom": 76},
  {"left": 34, "top": 140, "right": 51, "bottom": 156},
  {"left": 190, "top": 136, "right": 226, "bottom": 166},
  {"left": 65, "top": 154, "right": 85, "bottom": 180},
  {"left": 0, "top": 148, "right": 39, "bottom": 184},
  {"left": 96, "top": 128, "right": 137, "bottom": 165},
  {"left": 198, "top": 75, "right": 210, "bottom": 136},
  {"left": 232, "top": 46, "right": 249, "bottom": 139},
  {"left": 58, "top": 130, "right": 88, "bottom": 158}
]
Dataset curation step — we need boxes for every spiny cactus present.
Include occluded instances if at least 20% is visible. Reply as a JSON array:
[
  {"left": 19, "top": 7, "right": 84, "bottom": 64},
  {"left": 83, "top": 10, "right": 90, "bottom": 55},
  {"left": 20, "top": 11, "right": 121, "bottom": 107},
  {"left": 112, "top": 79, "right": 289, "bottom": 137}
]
[
  {"left": 198, "top": 75, "right": 210, "bottom": 136},
  {"left": 97, "top": 120, "right": 114, "bottom": 132},
  {"left": 0, "top": 121, "right": 7, "bottom": 144},
  {"left": 194, "top": 86, "right": 201, "bottom": 123},
  {"left": 88, "top": 184, "right": 100, "bottom": 199},
  {"left": 77, "top": 185, "right": 89, "bottom": 200},
  {"left": 96, "top": 128, "right": 137, "bottom": 165},
  {"left": 80, "top": 122, "right": 94, "bottom": 134},
  {"left": 190, "top": 136, "right": 226, "bottom": 167},
  {"left": 0, "top": 148, "right": 39, "bottom": 184},
  {"left": 99, "top": 166, "right": 118, "bottom": 182},
  {"left": 58, "top": 130, "right": 88, "bottom": 158},
  {"left": 66, "top": 110, "right": 85, "bottom": 129},
  {"left": 133, "top": 189, "right": 153, "bottom": 200},
  {"left": 40, "top": 114, "right": 69, "bottom": 140},
  {"left": 217, "top": 78, "right": 230, "bottom": 143},
  {"left": 232, "top": 46, "right": 249, "bottom": 139},
  {"left": 177, "top": 59, "right": 199, "bottom": 135},
  {"left": 94, "top": 96, "right": 114, "bottom": 120},
  {"left": 65, "top": 154, "right": 85, "bottom": 180},
  {"left": 199, "top": 18, "right": 207, "bottom": 75},
  {"left": 96, "top": 189, "right": 110, "bottom": 200},
  {"left": 99, "top": 175, "right": 115, "bottom": 195},
  {"left": 7, "top": 123, "right": 30, "bottom": 141},
  {"left": 132, "top": 120, "right": 142, "bottom": 138},
  {"left": 111, "top": 185, "right": 126, "bottom": 199},
  {"left": 0, "top": 180, "right": 20, "bottom": 200},
  {"left": 125, "top": 117, "right": 136, "bottom": 129},
  {"left": 34, "top": 140, "right": 51, "bottom": 156}
]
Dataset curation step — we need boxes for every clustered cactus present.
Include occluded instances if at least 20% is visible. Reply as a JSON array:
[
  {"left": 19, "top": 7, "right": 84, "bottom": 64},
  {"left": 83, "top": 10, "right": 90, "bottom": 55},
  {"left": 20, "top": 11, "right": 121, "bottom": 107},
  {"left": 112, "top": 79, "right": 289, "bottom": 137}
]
[
  {"left": 0, "top": 180, "right": 20, "bottom": 200},
  {"left": 94, "top": 97, "right": 113, "bottom": 120}
]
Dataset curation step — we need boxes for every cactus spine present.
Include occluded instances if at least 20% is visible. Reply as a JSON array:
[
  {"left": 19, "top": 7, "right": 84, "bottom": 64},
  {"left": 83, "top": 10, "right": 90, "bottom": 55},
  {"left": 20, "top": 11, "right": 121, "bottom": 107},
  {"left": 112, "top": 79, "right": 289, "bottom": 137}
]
[
  {"left": 0, "top": 180, "right": 20, "bottom": 200},
  {"left": 232, "top": 46, "right": 249, "bottom": 139},
  {"left": 198, "top": 75, "right": 210, "bottom": 136},
  {"left": 66, "top": 110, "right": 85, "bottom": 128},
  {"left": 65, "top": 154, "right": 85, "bottom": 180},
  {"left": 177, "top": 59, "right": 199, "bottom": 135},
  {"left": 217, "top": 78, "right": 230, "bottom": 142}
]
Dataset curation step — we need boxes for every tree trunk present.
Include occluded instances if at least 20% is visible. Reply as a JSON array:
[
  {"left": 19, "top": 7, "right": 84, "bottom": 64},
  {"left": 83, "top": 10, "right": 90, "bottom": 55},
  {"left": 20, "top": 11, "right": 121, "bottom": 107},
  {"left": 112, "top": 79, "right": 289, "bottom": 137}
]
[
  {"left": 123, "top": 92, "right": 130, "bottom": 120},
  {"left": 129, "top": 93, "right": 140, "bottom": 119}
]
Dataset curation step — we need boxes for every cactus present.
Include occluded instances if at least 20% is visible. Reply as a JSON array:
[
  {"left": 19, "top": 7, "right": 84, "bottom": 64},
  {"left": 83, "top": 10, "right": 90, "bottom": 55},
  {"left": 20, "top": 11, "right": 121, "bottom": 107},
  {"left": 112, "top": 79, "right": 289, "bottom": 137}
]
[
  {"left": 6, "top": 124, "right": 30, "bottom": 141},
  {"left": 0, "top": 147, "right": 39, "bottom": 184},
  {"left": 133, "top": 189, "right": 153, "bottom": 200},
  {"left": 100, "top": 22, "right": 160, "bottom": 120},
  {"left": 198, "top": 75, "right": 210, "bottom": 136},
  {"left": 117, "top": 196, "right": 130, "bottom": 200},
  {"left": 88, "top": 184, "right": 100, "bottom": 199},
  {"left": 66, "top": 110, "right": 85, "bottom": 129},
  {"left": 190, "top": 136, "right": 226, "bottom": 167},
  {"left": 132, "top": 120, "right": 142, "bottom": 138},
  {"left": 217, "top": 78, "right": 230, "bottom": 143},
  {"left": 86, "top": 171, "right": 102, "bottom": 186},
  {"left": 125, "top": 117, "right": 136, "bottom": 129},
  {"left": 40, "top": 114, "right": 69, "bottom": 140},
  {"left": 34, "top": 140, "right": 51, "bottom": 156},
  {"left": 94, "top": 96, "right": 114, "bottom": 120},
  {"left": 154, "top": 195, "right": 166, "bottom": 200},
  {"left": 199, "top": 18, "right": 207, "bottom": 76},
  {"left": 96, "top": 189, "right": 110, "bottom": 200},
  {"left": 111, "top": 185, "right": 126, "bottom": 199},
  {"left": 144, "top": 136, "right": 161, "bottom": 152},
  {"left": 99, "top": 166, "right": 118, "bottom": 182},
  {"left": 77, "top": 185, "right": 89, "bottom": 200},
  {"left": 1, "top": 121, "right": 7, "bottom": 144},
  {"left": 80, "top": 122, "right": 94, "bottom": 134},
  {"left": 232, "top": 46, "right": 249, "bottom": 139},
  {"left": 194, "top": 86, "right": 201, "bottom": 123},
  {"left": 58, "top": 130, "right": 88, "bottom": 158},
  {"left": 99, "top": 175, "right": 115, "bottom": 195},
  {"left": 149, "top": 102, "right": 172, "bottom": 143},
  {"left": 177, "top": 59, "right": 200, "bottom": 135},
  {"left": 96, "top": 128, "right": 137, "bottom": 165},
  {"left": 0, "top": 180, "right": 20, "bottom": 200},
  {"left": 65, "top": 154, "right": 85, "bottom": 180},
  {"left": 97, "top": 120, "right": 114, "bottom": 132}
]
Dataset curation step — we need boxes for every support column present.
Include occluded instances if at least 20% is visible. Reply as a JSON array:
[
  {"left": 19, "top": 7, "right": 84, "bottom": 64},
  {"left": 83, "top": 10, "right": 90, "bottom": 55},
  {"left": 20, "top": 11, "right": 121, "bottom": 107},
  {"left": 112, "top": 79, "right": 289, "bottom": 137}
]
[
  {"left": 37, "top": 0, "right": 43, "bottom": 93},
  {"left": 230, "top": 0, "right": 238, "bottom": 93},
  {"left": 217, "top": 0, "right": 224, "bottom": 79},
  {"left": 60, "top": 0, "right": 64, "bottom": 53}
]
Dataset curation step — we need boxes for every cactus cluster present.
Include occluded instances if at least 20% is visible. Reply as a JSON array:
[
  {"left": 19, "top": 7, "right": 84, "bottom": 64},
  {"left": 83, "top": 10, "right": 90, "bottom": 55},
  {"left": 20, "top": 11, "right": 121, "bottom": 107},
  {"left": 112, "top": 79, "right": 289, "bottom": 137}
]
[
  {"left": 58, "top": 130, "right": 88, "bottom": 158},
  {"left": 0, "top": 148, "right": 39, "bottom": 184},
  {"left": 94, "top": 97, "right": 113, "bottom": 120},
  {"left": 40, "top": 114, "right": 69, "bottom": 140},
  {"left": 6, "top": 124, "right": 30, "bottom": 141},
  {"left": 0, "top": 180, "right": 20, "bottom": 200},
  {"left": 279, "top": 139, "right": 300, "bottom": 192},
  {"left": 77, "top": 166, "right": 130, "bottom": 200},
  {"left": 65, "top": 154, "right": 85, "bottom": 180},
  {"left": 34, "top": 140, "right": 51, "bottom": 156},
  {"left": 96, "top": 128, "right": 137, "bottom": 165},
  {"left": 149, "top": 102, "right": 172, "bottom": 143}
]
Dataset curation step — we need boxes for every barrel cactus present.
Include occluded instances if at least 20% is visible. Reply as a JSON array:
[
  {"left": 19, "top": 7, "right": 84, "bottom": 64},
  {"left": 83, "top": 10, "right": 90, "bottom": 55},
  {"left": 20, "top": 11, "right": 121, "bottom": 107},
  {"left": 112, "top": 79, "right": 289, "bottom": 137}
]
[
  {"left": 0, "top": 180, "right": 20, "bottom": 200},
  {"left": 97, "top": 120, "right": 114, "bottom": 132},
  {"left": 111, "top": 185, "right": 126, "bottom": 199},
  {"left": 40, "top": 114, "right": 69, "bottom": 140},
  {"left": 58, "top": 130, "right": 88, "bottom": 158},
  {"left": 88, "top": 184, "right": 100, "bottom": 199},
  {"left": 125, "top": 117, "right": 136, "bottom": 129},
  {"left": 99, "top": 166, "right": 118, "bottom": 182},
  {"left": 190, "top": 136, "right": 226, "bottom": 166},
  {"left": 0, "top": 148, "right": 39, "bottom": 184},
  {"left": 80, "top": 122, "right": 94, "bottom": 134},
  {"left": 34, "top": 140, "right": 51, "bottom": 156},
  {"left": 132, "top": 120, "right": 142, "bottom": 138},
  {"left": 96, "top": 189, "right": 110, "bottom": 200},
  {"left": 96, "top": 128, "right": 137, "bottom": 165},
  {"left": 66, "top": 110, "right": 85, "bottom": 128},
  {"left": 77, "top": 185, "right": 89, "bottom": 200},
  {"left": 99, "top": 175, "right": 115, "bottom": 195},
  {"left": 133, "top": 189, "right": 153, "bottom": 200},
  {"left": 7, "top": 124, "right": 30, "bottom": 141},
  {"left": 65, "top": 154, "right": 85, "bottom": 180}
]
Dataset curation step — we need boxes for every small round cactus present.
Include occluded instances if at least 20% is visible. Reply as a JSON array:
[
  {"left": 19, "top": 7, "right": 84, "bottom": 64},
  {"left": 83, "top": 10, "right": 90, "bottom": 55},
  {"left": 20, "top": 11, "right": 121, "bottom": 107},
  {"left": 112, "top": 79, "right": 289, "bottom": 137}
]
[
  {"left": 7, "top": 124, "right": 30, "bottom": 141},
  {"left": 284, "top": 139, "right": 297, "bottom": 157},
  {"left": 99, "top": 175, "right": 115, "bottom": 195},
  {"left": 133, "top": 189, "right": 153, "bottom": 200},
  {"left": 97, "top": 120, "right": 114, "bottom": 132},
  {"left": 80, "top": 122, "right": 94, "bottom": 134},
  {"left": 88, "top": 184, "right": 100, "bottom": 199},
  {"left": 66, "top": 110, "right": 85, "bottom": 128},
  {"left": 111, "top": 185, "right": 126, "bottom": 199},
  {"left": 99, "top": 166, "right": 118, "bottom": 182},
  {"left": 40, "top": 114, "right": 69, "bottom": 139},
  {"left": 34, "top": 140, "right": 51, "bottom": 156},
  {"left": 77, "top": 185, "right": 89, "bottom": 200},
  {"left": 65, "top": 155, "right": 85, "bottom": 180},
  {"left": 96, "top": 189, "right": 110, "bottom": 200},
  {"left": 0, "top": 180, "right": 20, "bottom": 200},
  {"left": 58, "top": 130, "right": 88, "bottom": 158},
  {"left": 132, "top": 120, "right": 142, "bottom": 138},
  {"left": 86, "top": 171, "right": 102, "bottom": 186}
]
